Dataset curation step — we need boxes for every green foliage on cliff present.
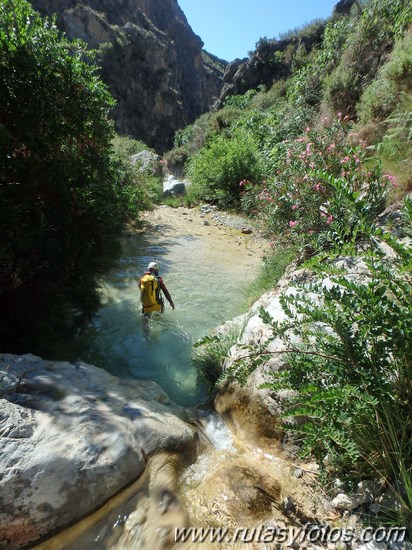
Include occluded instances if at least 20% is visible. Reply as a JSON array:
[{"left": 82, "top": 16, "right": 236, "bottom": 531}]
[
  {"left": 169, "top": 0, "right": 411, "bottom": 215},
  {"left": 0, "top": 0, "right": 142, "bottom": 353}
]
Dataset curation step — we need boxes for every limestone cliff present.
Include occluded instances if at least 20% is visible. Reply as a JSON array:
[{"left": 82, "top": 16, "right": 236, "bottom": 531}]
[
  {"left": 214, "top": 0, "right": 359, "bottom": 109},
  {"left": 214, "top": 30, "right": 325, "bottom": 109},
  {"left": 29, "top": 0, "right": 226, "bottom": 153}
]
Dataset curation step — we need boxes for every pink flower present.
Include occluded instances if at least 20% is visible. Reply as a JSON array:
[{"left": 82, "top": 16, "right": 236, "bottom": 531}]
[
  {"left": 306, "top": 142, "right": 312, "bottom": 153},
  {"left": 327, "top": 144, "right": 336, "bottom": 151},
  {"left": 383, "top": 174, "right": 397, "bottom": 187},
  {"left": 326, "top": 215, "right": 333, "bottom": 225},
  {"left": 292, "top": 205, "right": 298, "bottom": 211},
  {"left": 304, "top": 126, "right": 311, "bottom": 133},
  {"left": 289, "top": 220, "right": 299, "bottom": 228}
]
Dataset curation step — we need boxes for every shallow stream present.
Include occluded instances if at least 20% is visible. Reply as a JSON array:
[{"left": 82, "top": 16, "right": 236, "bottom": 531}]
[
  {"left": 32, "top": 209, "right": 321, "bottom": 550},
  {"left": 32, "top": 208, "right": 267, "bottom": 549},
  {"left": 74, "top": 211, "right": 263, "bottom": 407}
]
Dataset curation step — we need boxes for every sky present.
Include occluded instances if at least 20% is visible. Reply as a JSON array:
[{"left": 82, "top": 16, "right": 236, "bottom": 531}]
[{"left": 177, "top": 0, "right": 339, "bottom": 61}]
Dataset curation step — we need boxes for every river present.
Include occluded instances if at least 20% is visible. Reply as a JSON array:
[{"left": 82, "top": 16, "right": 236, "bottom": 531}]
[
  {"left": 70, "top": 206, "right": 266, "bottom": 407},
  {"left": 31, "top": 206, "right": 268, "bottom": 550}
]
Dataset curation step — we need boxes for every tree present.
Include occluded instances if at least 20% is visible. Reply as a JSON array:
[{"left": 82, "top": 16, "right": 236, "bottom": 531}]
[{"left": 0, "top": 0, "right": 132, "bottom": 353}]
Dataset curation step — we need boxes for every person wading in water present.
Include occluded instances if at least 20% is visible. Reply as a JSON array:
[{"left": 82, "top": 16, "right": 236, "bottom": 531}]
[{"left": 138, "top": 260, "right": 175, "bottom": 331}]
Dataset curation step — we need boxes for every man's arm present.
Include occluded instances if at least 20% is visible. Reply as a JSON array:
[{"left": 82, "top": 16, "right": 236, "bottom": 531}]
[{"left": 158, "top": 278, "right": 174, "bottom": 309}]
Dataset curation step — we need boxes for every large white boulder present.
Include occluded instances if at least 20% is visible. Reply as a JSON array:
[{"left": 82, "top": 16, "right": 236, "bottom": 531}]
[{"left": 0, "top": 354, "right": 196, "bottom": 549}]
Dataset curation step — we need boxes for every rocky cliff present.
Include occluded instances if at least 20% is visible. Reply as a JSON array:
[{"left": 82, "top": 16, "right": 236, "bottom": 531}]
[
  {"left": 214, "top": 0, "right": 359, "bottom": 109},
  {"left": 29, "top": 0, "right": 226, "bottom": 153}
]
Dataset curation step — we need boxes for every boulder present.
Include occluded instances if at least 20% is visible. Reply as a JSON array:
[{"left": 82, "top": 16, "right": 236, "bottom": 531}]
[
  {"left": 0, "top": 354, "right": 196, "bottom": 549},
  {"left": 130, "top": 150, "right": 161, "bottom": 174},
  {"left": 213, "top": 256, "right": 370, "bottom": 445},
  {"left": 163, "top": 175, "right": 187, "bottom": 197},
  {"left": 332, "top": 0, "right": 358, "bottom": 16}
]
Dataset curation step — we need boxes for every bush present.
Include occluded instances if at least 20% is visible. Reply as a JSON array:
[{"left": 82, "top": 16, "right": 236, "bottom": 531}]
[
  {"left": 357, "top": 32, "right": 412, "bottom": 125},
  {"left": 111, "top": 135, "right": 149, "bottom": 157},
  {"left": 257, "top": 230, "right": 412, "bottom": 528},
  {"left": 242, "top": 116, "right": 391, "bottom": 249},
  {"left": 187, "top": 129, "right": 265, "bottom": 208},
  {"left": 322, "top": 0, "right": 412, "bottom": 118},
  {"left": 193, "top": 326, "right": 244, "bottom": 394},
  {"left": 0, "top": 0, "right": 136, "bottom": 353},
  {"left": 111, "top": 136, "right": 163, "bottom": 210}
]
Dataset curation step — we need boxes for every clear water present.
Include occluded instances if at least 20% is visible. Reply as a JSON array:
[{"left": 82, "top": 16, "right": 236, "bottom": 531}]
[{"left": 76, "top": 230, "right": 261, "bottom": 407}]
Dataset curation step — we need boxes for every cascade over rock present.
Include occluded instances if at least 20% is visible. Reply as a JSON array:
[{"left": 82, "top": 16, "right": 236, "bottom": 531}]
[{"left": 29, "top": 0, "right": 226, "bottom": 153}]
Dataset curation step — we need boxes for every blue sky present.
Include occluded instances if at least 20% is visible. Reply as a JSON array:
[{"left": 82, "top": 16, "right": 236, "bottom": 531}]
[{"left": 178, "top": 0, "right": 339, "bottom": 61}]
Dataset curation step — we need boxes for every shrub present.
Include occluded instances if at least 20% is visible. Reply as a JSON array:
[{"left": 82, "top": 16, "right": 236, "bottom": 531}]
[
  {"left": 257, "top": 231, "right": 412, "bottom": 527},
  {"left": 187, "top": 129, "right": 264, "bottom": 208},
  {"left": 111, "top": 135, "right": 149, "bottom": 157},
  {"left": 322, "top": 0, "right": 412, "bottom": 118},
  {"left": 242, "top": 116, "right": 391, "bottom": 249},
  {"left": 357, "top": 32, "right": 412, "bottom": 125},
  {"left": 193, "top": 326, "right": 244, "bottom": 394},
  {"left": 224, "top": 89, "right": 258, "bottom": 110},
  {"left": 0, "top": 0, "right": 136, "bottom": 353}
]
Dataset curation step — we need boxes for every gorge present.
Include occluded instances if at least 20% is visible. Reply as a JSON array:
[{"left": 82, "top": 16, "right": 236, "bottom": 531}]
[{"left": 2, "top": 0, "right": 410, "bottom": 547}]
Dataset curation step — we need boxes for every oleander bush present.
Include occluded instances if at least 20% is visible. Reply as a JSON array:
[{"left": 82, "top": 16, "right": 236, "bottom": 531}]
[{"left": 240, "top": 116, "right": 392, "bottom": 250}]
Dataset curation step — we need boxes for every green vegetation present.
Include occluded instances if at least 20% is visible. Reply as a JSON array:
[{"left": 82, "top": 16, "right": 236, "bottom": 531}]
[
  {"left": 1, "top": 0, "right": 410, "bottom": 525},
  {"left": 187, "top": 128, "right": 264, "bottom": 208},
  {"left": 0, "top": 0, "right": 153, "bottom": 354},
  {"left": 243, "top": 242, "right": 300, "bottom": 307},
  {"left": 258, "top": 231, "right": 412, "bottom": 529},
  {"left": 193, "top": 324, "right": 246, "bottom": 394},
  {"left": 166, "top": 0, "right": 412, "bottom": 529}
]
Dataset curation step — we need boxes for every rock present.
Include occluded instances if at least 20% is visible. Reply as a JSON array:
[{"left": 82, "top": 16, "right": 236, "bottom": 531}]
[
  {"left": 329, "top": 480, "right": 379, "bottom": 512},
  {"left": 200, "top": 204, "right": 218, "bottom": 214},
  {"left": 29, "top": 0, "right": 227, "bottom": 153},
  {"left": 130, "top": 150, "right": 161, "bottom": 174},
  {"left": 0, "top": 354, "right": 196, "bottom": 549},
  {"left": 331, "top": 492, "right": 365, "bottom": 511},
  {"left": 213, "top": 255, "right": 372, "bottom": 449},
  {"left": 355, "top": 543, "right": 387, "bottom": 550},
  {"left": 214, "top": 24, "right": 325, "bottom": 109},
  {"left": 163, "top": 175, "right": 187, "bottom": 197},
  {"left": 333, "top": 0, "right": 359, "bottom": 16}
]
